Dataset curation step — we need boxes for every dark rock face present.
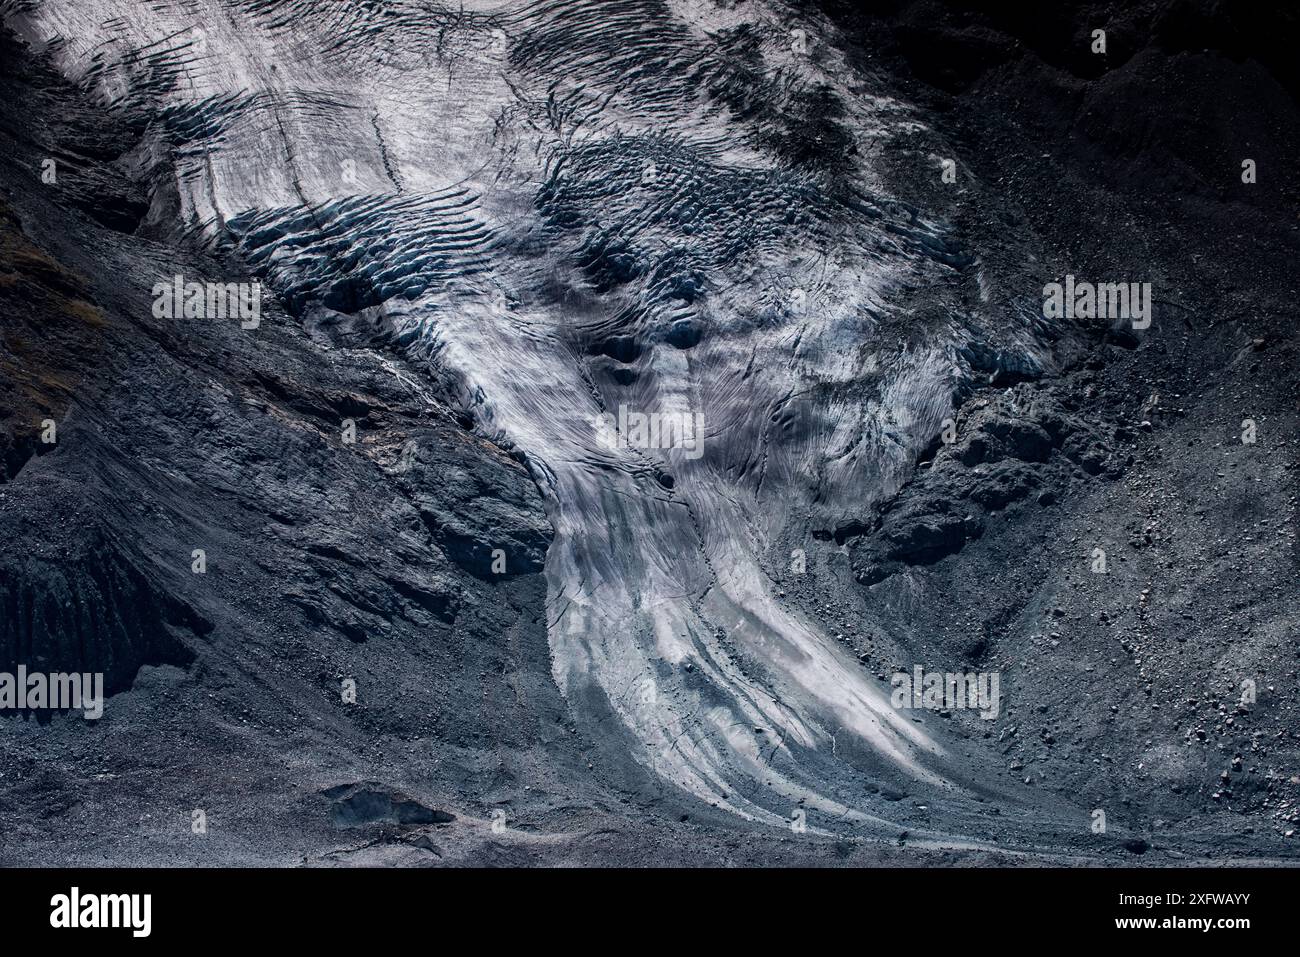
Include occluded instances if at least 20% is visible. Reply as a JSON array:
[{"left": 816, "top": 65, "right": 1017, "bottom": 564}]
[
  {"left": 395, "top": 440, "right": 551, "bottom": 580},
  {"left": 0, "top": 531, "right": 202, "bottom": 697},
  {"left": 846, "top": 388, "right": 1126, "bottom": 584},
  {"left": 324, "top": 783, "right": 456, "bottom": 828}
]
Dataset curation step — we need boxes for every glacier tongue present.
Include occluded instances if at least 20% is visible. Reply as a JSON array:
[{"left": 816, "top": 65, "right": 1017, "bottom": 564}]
[{"left": 7, "top": 0, "right": 1022, "bottom": 825}]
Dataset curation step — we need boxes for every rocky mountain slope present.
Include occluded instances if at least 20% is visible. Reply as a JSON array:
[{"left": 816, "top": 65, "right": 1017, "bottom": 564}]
[{"left": 1, "top": 0, "right": 1296, "bottom": 865}]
